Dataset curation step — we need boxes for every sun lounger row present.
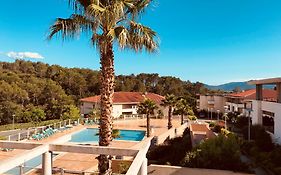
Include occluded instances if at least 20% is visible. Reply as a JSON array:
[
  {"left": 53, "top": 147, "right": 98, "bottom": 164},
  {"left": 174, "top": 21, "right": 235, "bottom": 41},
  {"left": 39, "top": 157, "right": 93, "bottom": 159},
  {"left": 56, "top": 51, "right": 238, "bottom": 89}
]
[
  {"left": 84, "top": 119, "right": 99, "bottom": 125},
  {"left": 31, "top": 127, "right": 58, "bottom": 140}
]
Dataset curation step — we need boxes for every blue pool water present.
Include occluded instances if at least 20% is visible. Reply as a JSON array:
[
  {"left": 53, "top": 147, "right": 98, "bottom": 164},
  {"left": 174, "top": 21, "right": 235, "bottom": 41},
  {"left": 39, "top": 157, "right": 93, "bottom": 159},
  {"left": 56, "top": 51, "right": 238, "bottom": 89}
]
[
  {"left": 5, "top": 154, "right": 57, "bottom": 175},
  {"left": 70, "top": 128, "right": 145, "bottom": 143},
  {"left": 5, "top": 155, "right": 42, "bottom": 175}
]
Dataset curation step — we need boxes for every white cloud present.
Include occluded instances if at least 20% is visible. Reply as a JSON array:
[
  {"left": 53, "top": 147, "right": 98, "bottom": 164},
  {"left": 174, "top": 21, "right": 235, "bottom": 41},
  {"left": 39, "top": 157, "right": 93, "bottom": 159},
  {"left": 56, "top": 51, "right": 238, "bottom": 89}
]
[{"left": 6, "top": 51, "right": 44, "bottom": 59}]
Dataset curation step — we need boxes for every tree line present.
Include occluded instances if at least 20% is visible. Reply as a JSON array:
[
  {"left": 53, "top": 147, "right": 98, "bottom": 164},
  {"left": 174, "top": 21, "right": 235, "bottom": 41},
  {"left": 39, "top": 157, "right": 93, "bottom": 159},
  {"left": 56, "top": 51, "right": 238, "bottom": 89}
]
[{"left": 0, "top": 59, "right": 210, "bottom": 125}]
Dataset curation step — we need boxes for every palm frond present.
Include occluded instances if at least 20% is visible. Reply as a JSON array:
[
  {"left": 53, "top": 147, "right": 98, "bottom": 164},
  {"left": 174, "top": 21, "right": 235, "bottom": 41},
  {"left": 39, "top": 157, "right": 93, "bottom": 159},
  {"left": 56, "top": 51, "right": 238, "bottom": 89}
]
[
  {"left": 68, "top": 0, "right": 92, "bottom": 13},
  {"left": 124, "top": 0, "right": 152, "bottom": 19},
  {"left": 48, "top": 14, "right": 97, "bottom": 41}
]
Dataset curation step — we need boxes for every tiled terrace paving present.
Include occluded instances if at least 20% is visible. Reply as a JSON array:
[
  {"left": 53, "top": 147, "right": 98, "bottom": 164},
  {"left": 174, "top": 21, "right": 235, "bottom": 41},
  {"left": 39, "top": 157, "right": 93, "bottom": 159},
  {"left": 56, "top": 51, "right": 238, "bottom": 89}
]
[{"left": 0, "top": 117, "right": 182, "bottom": 175}]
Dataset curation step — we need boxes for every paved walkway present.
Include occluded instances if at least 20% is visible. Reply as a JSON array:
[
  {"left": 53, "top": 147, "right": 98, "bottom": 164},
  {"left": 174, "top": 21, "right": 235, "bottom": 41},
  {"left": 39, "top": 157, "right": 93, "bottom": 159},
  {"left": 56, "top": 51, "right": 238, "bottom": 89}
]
[{"left": 240, "top": 155, "right": 268, "bottom": 175}]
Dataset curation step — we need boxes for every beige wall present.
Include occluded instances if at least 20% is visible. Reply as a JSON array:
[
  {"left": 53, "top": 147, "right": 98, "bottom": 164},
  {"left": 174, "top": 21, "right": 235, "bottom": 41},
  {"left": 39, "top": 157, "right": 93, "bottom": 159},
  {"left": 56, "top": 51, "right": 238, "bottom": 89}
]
[
  {"left": 81, "top": 101, "right": 166, "bottom": 119},
  {"left": 199, "top": 95, "right": 226, "bottom": 113},
  {"left": 80, "top": 102, "right": 95, "bottom": 115},
  {"left": 112, "top": 104, "right": 124, "bottom": 118}
]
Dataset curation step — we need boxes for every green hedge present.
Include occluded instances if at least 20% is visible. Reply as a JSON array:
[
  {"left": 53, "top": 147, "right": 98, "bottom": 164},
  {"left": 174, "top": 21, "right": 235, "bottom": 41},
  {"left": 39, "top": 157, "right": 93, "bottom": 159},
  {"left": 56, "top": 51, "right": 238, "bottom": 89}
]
[{"left": 0, "top": 119, "right": 61, "bottom": 131}]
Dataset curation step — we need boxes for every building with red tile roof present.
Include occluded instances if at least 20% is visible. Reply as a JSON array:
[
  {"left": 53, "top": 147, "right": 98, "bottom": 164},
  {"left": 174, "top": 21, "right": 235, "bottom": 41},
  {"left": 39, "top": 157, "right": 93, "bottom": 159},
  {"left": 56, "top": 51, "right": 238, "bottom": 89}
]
[
  {"left": 190, "top": 122, "right": 216, "bottom": 146},
  {"left": 225, "top": 89, "right": 277, "bottom": 114},
  {"left": 80, "top": 92, "right": 166, "bottom": 118}
]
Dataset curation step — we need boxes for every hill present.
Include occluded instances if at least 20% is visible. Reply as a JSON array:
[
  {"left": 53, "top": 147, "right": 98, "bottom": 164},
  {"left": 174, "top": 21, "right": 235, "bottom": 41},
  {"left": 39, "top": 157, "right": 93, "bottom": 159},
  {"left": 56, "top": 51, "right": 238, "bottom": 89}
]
[
  {"left": 205, "top": 82, "right": 274, "bottom": 91},
  {"left": 0, "top": 59, "right": 208, "bottom": 125}
]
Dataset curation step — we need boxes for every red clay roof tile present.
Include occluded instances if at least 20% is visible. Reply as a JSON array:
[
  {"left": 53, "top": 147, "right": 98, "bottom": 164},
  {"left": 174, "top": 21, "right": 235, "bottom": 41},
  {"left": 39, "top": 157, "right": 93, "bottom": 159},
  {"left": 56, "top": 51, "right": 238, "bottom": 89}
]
[
  {"left": 228, "top": 89, "right": 277, "bottom": 101},
  {"left": 80, "top": 92, "right": 164, "bottom": 104}
]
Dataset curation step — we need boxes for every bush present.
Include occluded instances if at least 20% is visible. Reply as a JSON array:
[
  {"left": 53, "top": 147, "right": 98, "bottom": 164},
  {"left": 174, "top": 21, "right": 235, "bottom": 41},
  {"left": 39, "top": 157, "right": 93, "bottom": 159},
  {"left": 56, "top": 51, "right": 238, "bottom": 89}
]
[
  {"left": 213, "top": 124, "right": 223, "bottom": 133},
  {"left": 209, "top": 122, "right": 215, "bottom": 127},
  {"left": 242, "top": 124, "right": 274, "bottom": 152},
  {"left": 0, "top": 136, "right": 7, "bottom": 140},
  {"left": 60, "top": 105, "right": 80, "bottom": 120},
  {"left": 182, "top": 134, "right": 250, "bottom": 172},
  {"left": 147, "top": 127, "right": 192, "bottom": 165},
  {"left": 188, "top": 115, "right": 197, "bottom": 121},
  {"left": 236, "top": 116, "right": 250, "bottom": 129}
]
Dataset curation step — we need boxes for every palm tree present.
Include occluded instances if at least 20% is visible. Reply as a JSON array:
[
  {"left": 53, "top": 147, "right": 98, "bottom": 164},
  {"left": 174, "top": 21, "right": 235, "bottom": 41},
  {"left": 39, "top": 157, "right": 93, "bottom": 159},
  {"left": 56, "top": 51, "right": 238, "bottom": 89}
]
[
  {"left": 161, "top": 94, "right": 177, "bottom": 129},
  {"left": 137, "top": 99, "right": 158, "bottom": 137},
  {"left": 47, "top": 1, "right": 158, "bottom": 174},
  {"left": 175, "top": 98, "right": 190, "bottom": 125}
]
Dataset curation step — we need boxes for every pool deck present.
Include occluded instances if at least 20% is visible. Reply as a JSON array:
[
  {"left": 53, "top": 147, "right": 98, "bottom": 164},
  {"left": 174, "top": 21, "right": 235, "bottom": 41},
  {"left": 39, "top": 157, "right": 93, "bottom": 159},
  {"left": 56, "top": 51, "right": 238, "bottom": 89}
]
[{"left": 0, "top": 117, "right": 182, "bottom": 174}]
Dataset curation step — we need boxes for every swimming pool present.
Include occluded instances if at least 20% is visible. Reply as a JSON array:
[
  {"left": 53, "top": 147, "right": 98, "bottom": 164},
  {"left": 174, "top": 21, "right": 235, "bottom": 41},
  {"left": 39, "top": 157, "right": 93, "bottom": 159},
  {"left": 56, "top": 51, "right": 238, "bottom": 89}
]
[
  {"left": 5, "top": 154, "right": 57, "bottom": 175},
  {"left": 70, "top": 128, "right": 145, "bottom": 143}
]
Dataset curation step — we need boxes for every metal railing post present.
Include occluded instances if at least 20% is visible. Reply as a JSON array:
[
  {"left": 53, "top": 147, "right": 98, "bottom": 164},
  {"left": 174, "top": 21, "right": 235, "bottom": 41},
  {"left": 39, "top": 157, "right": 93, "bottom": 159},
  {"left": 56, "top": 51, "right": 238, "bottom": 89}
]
[
  {"left": 18, "top": 133, "right": 21, "bottom": 141},
  {"left": 19, "top": 164, "right": 24, "bottom": 175},
  {"left": 27, "top": 129, "right": 30, "bottom": 139}
]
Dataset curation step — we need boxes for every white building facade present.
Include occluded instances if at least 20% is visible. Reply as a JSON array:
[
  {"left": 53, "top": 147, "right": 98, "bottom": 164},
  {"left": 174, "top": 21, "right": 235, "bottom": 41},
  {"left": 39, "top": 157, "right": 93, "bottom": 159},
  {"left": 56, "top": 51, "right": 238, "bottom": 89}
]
[
  {"left": 80, "top": 92, "right": 165, "bottom": 119},
  {"left": 249, "top": 78, "right": 281, "bottom": 144}
]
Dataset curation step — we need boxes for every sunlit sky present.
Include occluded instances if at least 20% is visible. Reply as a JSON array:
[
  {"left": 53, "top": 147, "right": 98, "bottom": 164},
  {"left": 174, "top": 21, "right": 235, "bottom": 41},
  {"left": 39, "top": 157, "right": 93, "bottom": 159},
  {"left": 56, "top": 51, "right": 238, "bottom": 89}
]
[{"left": 1, "top": 0, "right": 281, "bottom": 85}]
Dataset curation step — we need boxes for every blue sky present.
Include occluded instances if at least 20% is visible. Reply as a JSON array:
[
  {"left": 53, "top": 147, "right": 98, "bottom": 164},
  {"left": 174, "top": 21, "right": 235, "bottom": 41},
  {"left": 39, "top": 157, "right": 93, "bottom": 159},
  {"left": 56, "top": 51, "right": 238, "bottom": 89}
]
[{"left": 1, "top": 0, "right": 281, "bottom": 85}]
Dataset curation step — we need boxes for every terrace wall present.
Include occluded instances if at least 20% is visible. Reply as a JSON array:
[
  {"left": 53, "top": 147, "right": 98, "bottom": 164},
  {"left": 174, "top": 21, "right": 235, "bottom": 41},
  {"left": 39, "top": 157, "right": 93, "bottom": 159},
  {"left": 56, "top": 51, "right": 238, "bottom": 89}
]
[
  {"left": 148, "top": 165, "right": 254, "bottom": 175},
  {"left": 155, "top": 122, "right": 188, "bottom": 145}
]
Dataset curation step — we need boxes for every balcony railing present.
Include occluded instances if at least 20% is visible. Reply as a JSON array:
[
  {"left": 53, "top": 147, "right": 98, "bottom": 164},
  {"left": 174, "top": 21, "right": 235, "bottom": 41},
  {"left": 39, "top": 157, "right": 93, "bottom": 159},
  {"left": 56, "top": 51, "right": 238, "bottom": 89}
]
[{"left": 0, "top": 137, "right": 152, "bottom": 175}]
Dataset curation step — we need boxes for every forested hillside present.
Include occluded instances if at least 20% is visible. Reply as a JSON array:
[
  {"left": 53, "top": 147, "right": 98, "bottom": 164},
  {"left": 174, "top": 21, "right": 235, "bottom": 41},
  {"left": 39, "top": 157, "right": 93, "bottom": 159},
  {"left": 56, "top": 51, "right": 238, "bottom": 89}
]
[{"left": 0, "top": 60, "right": 209, "bottom": 125}]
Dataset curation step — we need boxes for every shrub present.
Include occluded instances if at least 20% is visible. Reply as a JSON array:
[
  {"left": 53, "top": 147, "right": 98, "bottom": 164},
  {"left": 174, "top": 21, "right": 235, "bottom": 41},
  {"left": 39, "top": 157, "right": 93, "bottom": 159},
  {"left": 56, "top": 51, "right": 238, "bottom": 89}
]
[
  {"left": 242, "top": 124, "right": 274, "bottom": 152},
  {"left": 188, "top": 115, "right": 197, "bottom": 121},
  {"left": 116, "top": 162, "right": 131, "bottom": 174},
  {"left": 147, "top": 127, "right": 192, "bottom": 165},
  {"left": 112, "top": 129, "right": 121, "bottom": 139},
  {"left": 213, "top": 124, "right": 223, "bottom": 133},
  {"left": 182, "top": 134, "right": 250, "bottom": 172},
  {"left": 0, "top": 136, "right": 7, "bottom": 140},
  {"left": 236, "top": 116, "right": 250, "bottom": 129},
  {"left": 209, "top": 122, "right": 215, "bottom": 127},
  {"left": 61, "top": 105, "right": 80, "bottom": 120}
]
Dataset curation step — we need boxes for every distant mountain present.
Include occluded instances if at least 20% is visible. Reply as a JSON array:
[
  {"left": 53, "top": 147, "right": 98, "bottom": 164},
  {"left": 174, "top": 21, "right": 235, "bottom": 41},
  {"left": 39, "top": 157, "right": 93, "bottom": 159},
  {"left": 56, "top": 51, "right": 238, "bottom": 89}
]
[{"left": 205, "top": 82, "right": 274, "bottom": 91}]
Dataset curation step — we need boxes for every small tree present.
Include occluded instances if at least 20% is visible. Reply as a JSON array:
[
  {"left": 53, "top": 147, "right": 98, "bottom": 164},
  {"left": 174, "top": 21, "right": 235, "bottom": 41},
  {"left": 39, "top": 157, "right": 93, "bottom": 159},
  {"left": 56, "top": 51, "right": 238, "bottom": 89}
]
[
  {"left": 161, "top": 94, "right": 177, "bottom": 129},
  {"left": 157, "top": 109, "right": 164, "bottom": 119},
  {"left": 182, "top": 134, "right": 249, "bottom": 172},
  {"left": 242, "top": 124, "right": 274, "bottom": 152},
  {"left": 138, "top": 99, "right": 158, "bottom": 137},
  {"left": 174, "top": 98, "right": 190, "bottom": 125},
  {"left": 61, "top": 105, "right": 80, "bottom": 120}
]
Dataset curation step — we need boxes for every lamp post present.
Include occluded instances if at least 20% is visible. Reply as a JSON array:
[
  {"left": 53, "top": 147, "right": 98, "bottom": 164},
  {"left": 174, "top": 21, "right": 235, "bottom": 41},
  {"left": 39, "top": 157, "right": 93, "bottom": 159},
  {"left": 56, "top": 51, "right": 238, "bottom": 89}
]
[
  {"left": 246, "top": 109, "right": 253, "bottom": 141},
  {"left": 210, "top": 108, "right": 213, "bottom": 120},
  {"left": 207, "top": 108, "right": 210, "bottom": 119},
  {"left": 224, "top": 105, "right": 229, "bottom": 129},
  {"left": 217, "top": 110, "right": 220, "bottom": 121},
  {"left": 12, "top": 114, "right": 15, "bottom": 129}
]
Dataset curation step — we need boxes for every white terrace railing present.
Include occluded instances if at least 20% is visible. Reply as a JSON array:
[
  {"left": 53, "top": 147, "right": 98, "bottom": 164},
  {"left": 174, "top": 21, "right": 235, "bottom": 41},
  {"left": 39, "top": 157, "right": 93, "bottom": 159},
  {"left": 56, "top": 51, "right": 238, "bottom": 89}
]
[
  {"left": 4, "top": 119, "right": 80, "bottom": 141},
  {"left": 0, "top": 137, "right": 152, "bottom": 175}
]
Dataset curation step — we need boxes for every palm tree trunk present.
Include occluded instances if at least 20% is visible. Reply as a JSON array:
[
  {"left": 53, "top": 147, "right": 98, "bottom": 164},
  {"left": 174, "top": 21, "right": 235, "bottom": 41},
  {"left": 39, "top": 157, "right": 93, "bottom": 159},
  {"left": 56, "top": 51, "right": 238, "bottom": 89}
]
[
  {"left": 168, "top": 106, "right": 172, "bottom": 129},
  {"left": 181, "top": 114, "right": 184, "bottom": 125},
  {"left": 97, "top": 41, "right": 114, "bottom": 175},
  {"left": 147, "top": 114, "right": 150, "bottom": 137}
]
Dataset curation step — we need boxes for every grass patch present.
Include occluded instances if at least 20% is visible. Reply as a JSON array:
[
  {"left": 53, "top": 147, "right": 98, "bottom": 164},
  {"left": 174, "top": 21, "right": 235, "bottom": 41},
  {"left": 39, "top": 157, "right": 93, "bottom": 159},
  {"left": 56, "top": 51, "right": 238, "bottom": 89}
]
[{"left": 0, "top": 119, "right": 61, "bottom": 131}]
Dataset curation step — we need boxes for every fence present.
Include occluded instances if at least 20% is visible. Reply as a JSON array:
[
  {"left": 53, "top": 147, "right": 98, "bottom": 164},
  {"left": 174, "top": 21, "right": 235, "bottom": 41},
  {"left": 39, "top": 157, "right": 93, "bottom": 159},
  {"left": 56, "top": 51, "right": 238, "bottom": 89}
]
[
  {"left": 0, "top": 137, "right": 152, "bottom": 175},
  {"left": 4, "top": 119, "right": 81, "bottom": 141}
]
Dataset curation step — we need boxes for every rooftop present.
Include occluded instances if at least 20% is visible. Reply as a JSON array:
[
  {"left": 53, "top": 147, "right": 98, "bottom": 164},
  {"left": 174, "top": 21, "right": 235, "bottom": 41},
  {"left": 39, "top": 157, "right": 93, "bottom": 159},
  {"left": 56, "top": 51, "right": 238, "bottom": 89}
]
[
  {"left": 80, "top": 92, "right": 164, "bottom": 104},
  {"left": 248, "top": 77, "right": 281, "bottom": 85},
  {"left": 227, "top": 89, "right": 277, "bottom": 101}
]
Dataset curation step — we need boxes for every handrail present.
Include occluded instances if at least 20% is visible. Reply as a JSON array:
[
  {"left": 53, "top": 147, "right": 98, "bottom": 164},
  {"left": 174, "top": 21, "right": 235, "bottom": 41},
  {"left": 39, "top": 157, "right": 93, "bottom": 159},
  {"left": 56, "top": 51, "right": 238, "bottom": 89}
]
[{"left": 126, "top": 137, "right": 152, "bottom": 175}]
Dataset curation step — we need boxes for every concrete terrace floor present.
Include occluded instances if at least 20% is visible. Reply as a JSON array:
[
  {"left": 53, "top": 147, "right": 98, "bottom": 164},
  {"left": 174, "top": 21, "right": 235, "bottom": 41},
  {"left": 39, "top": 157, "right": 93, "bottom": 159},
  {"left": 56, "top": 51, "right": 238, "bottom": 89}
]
[{"left": 0, "top": 117, "right": 182, "bottom": 175}]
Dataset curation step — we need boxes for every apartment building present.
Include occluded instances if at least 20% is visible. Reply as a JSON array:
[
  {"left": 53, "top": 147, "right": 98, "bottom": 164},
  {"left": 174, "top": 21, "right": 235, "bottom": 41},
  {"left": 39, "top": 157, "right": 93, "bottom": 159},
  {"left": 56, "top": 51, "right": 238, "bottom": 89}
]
[{"left": 80, "top": 92, "right": 165, "bottom": 118}]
